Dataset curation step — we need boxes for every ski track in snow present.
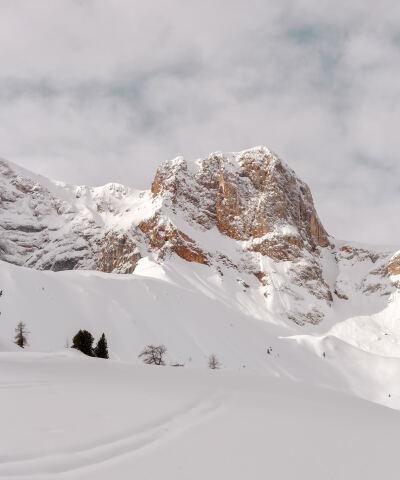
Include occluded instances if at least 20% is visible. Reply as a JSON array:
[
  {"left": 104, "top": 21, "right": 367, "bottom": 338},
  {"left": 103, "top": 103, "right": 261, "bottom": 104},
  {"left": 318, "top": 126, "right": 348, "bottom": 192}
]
[
  {"left": 0, "top": 381, "right": 52, "bottom": 390},
  {"left": 0, "top": 393, "right": 225, "bottom": 477}
]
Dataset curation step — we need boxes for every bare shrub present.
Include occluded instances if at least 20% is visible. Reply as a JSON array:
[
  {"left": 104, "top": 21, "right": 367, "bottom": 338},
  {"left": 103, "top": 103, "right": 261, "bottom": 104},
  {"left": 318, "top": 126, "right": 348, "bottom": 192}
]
[
  {"left": 139, "top": 344, "right": 167, "bottom": 366},
  {"left": 208, "top": 354, "right": 221, "bottom": 370}
]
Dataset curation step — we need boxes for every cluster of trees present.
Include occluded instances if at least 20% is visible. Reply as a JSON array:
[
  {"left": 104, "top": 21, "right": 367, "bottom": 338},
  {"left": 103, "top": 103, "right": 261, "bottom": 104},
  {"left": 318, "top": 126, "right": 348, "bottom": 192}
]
[
  {"left": 8, "top": 323, "right": 109, "bottom": 358},
  {"left": 72, "top": 330, "right": 109, "bottom": 359},
  {"left": 2, "top": 288, "right": 109, "bottom": 358},
  {"left": 3, "top": 289, "right": 221, "bottom": 369}
]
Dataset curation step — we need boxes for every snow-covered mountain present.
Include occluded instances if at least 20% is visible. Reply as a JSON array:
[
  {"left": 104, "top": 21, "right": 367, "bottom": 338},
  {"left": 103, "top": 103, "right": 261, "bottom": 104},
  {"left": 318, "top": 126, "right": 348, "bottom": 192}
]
[
  {"left": 1, "top": 147, "right": 400, "bottom": 392},
  {"left": 1, "top": 146, "right": 398, "bottom": 330},
  {"left": 2, "top": 147, "right": 400, "bottom": 478}
]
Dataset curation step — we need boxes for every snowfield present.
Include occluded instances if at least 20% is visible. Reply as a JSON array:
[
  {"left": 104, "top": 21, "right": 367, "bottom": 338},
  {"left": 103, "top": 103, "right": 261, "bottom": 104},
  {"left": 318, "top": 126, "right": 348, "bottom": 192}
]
[
  {"left": 1, "top": 352, "right": 400, "bottom": 480},
  {"left": 2, "top": 257, "right": 400, "bottom": 478}
]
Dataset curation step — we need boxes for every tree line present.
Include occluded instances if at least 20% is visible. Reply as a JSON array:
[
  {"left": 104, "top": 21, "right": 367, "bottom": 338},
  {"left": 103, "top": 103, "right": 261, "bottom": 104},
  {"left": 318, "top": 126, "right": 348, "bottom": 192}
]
[
  {"left": 71, "top": 330, "right": 109, "bottom": 359},
  {"left": 10, "top": 322, "right": 222, "bottom": 368},
  {"left": 1, "top": 289, "right": 221, "bottom": 368}
]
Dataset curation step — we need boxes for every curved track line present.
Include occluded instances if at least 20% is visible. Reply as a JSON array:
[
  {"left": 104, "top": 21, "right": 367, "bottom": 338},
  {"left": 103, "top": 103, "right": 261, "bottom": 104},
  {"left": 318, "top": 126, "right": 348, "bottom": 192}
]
[{"left": 0, "top": 393, "right": 225, "bottom": 477}]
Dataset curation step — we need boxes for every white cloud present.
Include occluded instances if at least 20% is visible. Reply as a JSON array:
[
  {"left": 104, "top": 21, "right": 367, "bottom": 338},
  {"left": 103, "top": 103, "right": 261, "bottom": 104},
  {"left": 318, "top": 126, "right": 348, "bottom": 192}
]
[{"left": 0, "top": 0, "right": 399, "bottom": 244}]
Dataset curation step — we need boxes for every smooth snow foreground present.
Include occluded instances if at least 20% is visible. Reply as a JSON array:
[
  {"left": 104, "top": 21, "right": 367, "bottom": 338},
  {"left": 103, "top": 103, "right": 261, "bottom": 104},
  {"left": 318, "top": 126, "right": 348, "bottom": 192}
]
[{"left": 1, "top": 351, "right": 400, "bottom": 480}]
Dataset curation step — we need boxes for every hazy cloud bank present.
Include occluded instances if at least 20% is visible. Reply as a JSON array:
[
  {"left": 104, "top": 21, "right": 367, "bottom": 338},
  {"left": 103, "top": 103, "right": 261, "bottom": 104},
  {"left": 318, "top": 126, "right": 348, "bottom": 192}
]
[{"left": 0, "top": 0, "right": 399, "bottom": 244}]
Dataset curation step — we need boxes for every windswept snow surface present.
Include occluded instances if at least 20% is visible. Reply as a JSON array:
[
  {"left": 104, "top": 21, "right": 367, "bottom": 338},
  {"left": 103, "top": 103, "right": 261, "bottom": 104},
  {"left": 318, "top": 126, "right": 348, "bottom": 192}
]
[{"left": 1, "top": 353, "right": 400, "bottom": 479}]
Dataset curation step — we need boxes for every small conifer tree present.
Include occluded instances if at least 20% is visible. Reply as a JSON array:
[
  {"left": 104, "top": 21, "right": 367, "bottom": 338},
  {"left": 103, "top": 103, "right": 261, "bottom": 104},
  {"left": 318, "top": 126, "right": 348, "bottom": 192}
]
[
  {"left": 94, "top": 333, "right": 109, "bottom": 359},
  {"left": 14, "top": 321, "right": 29, "bottom": 348},
  {"left": 71, "top": 330, "right": 94, "bottom": 357}
]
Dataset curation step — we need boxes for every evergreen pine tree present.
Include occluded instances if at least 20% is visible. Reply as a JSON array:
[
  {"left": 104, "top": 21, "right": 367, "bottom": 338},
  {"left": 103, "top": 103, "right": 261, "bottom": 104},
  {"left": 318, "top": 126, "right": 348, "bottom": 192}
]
[
  {"left": 14, "top": 321, "right": 29, "bottom": 348},
  {"left": 94, "top": 333, "right": 109, "bottom": 359},
  {"left": 71, "top": 330, "right": 94, "bottom": 356}
]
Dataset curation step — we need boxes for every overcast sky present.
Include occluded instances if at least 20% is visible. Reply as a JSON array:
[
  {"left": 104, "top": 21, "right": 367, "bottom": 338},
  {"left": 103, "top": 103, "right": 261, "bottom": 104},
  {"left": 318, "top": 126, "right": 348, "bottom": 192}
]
[{"left": 0, "top": 0, "right": 399, "bottom": 245}]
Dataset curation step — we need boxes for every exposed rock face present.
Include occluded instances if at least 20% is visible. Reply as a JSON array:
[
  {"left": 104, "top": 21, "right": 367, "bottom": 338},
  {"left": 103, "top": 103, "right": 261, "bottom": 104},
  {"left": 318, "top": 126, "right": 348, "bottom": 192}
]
[
  {"left": 143, "top": 147, "right": 336, "bottom": 322},
  {"left": 249, "top": 234, "right": 302, "bottom": 261},
  {"left": 150, "top": 147, "right": 330, "bottom": 255},
  {"left": 0, "top": 159, "right": 143, "bottom": 272},
  {"left": 138, "top": 216, "right": 209, "bottom": 265},
  {"left": 334, "top": 244, "right": 394, "bottom": 296},
  {"left": 98, "top": 232, "right": 141, "bottom": 274},
  {"left": 0, "top": 147, "right": 397, "bottom": 326},
  {"left": 388, "top": 253, "right": 400, "bottom": 276}
]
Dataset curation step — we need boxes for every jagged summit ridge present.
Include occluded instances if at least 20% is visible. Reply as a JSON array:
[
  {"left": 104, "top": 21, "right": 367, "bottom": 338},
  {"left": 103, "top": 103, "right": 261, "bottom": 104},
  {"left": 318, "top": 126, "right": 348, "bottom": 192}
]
[
  {"left": 151, "top": 147, "right": 329, "bottom": 252},
  {"left": 0, "top": 158, "right": 148, "bottom": 272}
]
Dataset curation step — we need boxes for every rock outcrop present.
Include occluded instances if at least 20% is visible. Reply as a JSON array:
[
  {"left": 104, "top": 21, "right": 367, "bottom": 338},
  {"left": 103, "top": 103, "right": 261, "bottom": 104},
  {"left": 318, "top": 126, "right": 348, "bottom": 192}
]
[
  {"left": 98, "top": 232, "right": 141, "bottom": 274},
  {"left": 388, "top": 253, "right": 400, "bottom": 276}
]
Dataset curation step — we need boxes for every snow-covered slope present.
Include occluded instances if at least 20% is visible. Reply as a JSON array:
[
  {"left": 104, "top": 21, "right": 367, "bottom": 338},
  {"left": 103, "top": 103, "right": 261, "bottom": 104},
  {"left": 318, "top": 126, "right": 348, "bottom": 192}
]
[
  {"left": 1, "top": 352, "right": 400, "bottom": 479},
  {"left": 2, "top": 256, "right": 400, "bottom": 411}
]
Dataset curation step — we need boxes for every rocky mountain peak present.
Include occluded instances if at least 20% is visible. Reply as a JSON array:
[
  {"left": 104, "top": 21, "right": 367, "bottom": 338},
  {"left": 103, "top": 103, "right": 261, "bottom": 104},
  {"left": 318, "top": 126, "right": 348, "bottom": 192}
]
[
  {"left": 0, "top": 148, "right": 397, "bottom": 327},
  {"left": 149, "top": 147, "right": 330, "bottom": 260}
]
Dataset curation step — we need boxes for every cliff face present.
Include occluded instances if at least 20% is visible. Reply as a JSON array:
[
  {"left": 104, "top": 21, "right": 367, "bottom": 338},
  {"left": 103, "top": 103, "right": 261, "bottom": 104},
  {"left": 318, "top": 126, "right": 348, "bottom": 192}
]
[
  {"left": 0, "top": 147, "right": 398, "bottom": 326},
  {"left": 148, "top": 147, "right": 329, "bottom": 254}
]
